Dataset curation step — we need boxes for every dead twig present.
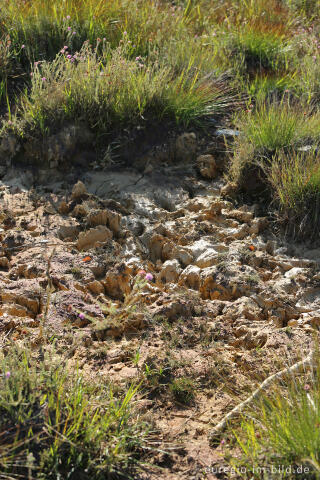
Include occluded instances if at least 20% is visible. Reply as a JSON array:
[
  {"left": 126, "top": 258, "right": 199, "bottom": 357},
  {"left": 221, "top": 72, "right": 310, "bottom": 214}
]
[{"left": 208, "top": 348, "right": 315, "bottom": 442}]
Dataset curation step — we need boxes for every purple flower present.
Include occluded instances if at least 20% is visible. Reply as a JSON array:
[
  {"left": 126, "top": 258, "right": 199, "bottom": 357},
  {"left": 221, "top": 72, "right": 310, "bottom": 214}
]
[
  {"left": 68, "top": 26, "right": 71, "bottom": 31},
  {"left": 64, "top": 46, "right": 68, "bottom": 49},
  {"left": 41, "top": 77, "right": 46, "bottom": 82},
  {"left": 304, "top": 384, "right": 311, "bottom": 391},
  {"left": 21, "top": 44, "right": 25, "bottom": 49},
  {"left": 145, "top": 273, "right": 153, "bottom": 282},
  {"left": 72, "top": 31, "right": 76, "bottom": 35},
  {"left": 78, "top": 312, "right": 85, "bottom": 320},
  {"left": 67, "top": 54, "right": 72, "bottom": 59},
  {"left": 66, "top": 15, "right": 71, "bottom": 19},
  {"left": 5, "top": 371, "right": 10, "bottom": 379},
  {"left": 123, "top": 31, "right": 127, "bottom": 36}
]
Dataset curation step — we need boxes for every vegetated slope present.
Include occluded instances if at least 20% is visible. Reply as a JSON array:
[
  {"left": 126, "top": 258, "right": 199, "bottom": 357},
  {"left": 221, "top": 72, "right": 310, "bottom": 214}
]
[{"left": 1, "top": 0, "right": 320, "bottom": 479}]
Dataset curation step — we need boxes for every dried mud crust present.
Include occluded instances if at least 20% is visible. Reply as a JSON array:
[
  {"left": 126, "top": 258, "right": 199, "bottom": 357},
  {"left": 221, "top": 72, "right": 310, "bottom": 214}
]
[{"left": 0, "top": 140, "right": 319, "bottom": 479}]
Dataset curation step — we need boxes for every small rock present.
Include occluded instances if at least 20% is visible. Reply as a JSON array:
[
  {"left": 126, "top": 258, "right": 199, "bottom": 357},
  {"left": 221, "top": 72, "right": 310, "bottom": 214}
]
[
  {"left": 285, "top": 267, "right": 308, "bottom": 280},
  {"left": 227, "top": 209, "right": 253, "bottom": 223},
  {"left": 77, "top": 225, "right": 112, "bottom": 251},
  {"left": 220, "top": 182, "right": 238, "bottom": 198},
  {"left": 58, "top": 224, "right": 80, "bottom": 241},
  {"left": 58, "top": 201, "right": 69, "bottom": 215},
  {"left": 87, "top": 209, "right": 108, "bottom": 227},
  {"left": 175, "top": 133, "right": 197, "bottom": 162},
  {"left": 215, "top": 128, "right": 240, "bottom": 137},
  {"left": 0, "top": 257, "right": 9, "bottom": 268},
  {"left": 179, "top": 265, "right": 201, "bottom": 290},
  {"left": 157, "top": 259, "right": 182, "bottom": 284},
  {"left": 196, "top": 154, "right": 217, "bottom": 179},
  {"left": 173, "top": 247, "right": 193, "bottom": 267},
  {"left": 86, "top": 280, "right": 105, "bottom": 295},
  {"left": 71, "top": 181, "right": 87, "bottom": 200}
]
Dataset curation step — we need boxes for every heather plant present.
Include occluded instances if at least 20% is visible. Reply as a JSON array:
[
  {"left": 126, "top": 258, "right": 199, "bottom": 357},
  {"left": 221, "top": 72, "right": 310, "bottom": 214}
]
[{"left": 7, "top": 40, "right": 233, "bottom": 140}]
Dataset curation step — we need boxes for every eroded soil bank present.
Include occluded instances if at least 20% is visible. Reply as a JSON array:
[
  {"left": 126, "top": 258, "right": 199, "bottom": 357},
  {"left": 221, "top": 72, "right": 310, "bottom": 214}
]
[{"left": 0, "top": 131, "right": 319, "bottom": 479}]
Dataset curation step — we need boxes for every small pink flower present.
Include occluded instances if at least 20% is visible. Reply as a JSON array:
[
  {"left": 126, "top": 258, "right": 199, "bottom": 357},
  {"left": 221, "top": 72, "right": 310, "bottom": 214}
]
[
  {"left": 64, "top": 46, "right": 68, "bottom": 49},
  {"left": 41, "top": 77, "right": 46, "bottom": 82},
  {"left": 138, "top": 269, "right": 146, "bottom": 277},
  {"left": 21, "top": 44, "right": 25, "bottom": 49},
  {"left": 145, "top": 273, "right": 153, "bottom": 282},
  {"left": 123, "top": 31, "right": 127, "bottom": 36},
  {"left": 304, "top": 384, "right": 311, "bottom": 391},
  {"left": 68, "top": 26, "right": 71, "bottom": 31},
  {"left": 8, "top": 120, "right": 12, "bottom": 125},
  {"left": 66, "top": 15, "right": 71, "bottom": 19},
  {"left": 220, "top": 439, "right": 225, "bottom": 445},
  {"left": 72, "top": 31, "right": 76, "bottom": 35},
  {"left": 67, "top": 54, "right": 72, "bottom": 59},
  {"left": 5, "top": 371, "right": 10, "bottom": 379},
  {"left": 78, "top": 312, "right": 85, "bottom": 320}
]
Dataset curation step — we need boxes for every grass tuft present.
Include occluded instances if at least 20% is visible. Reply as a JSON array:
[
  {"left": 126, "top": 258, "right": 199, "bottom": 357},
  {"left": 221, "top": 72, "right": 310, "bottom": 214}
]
[
  {"left": 0, "top": 344, "right": 149, "bottom": 479},
  {"left": 230, "top": 352, "right": 320, "bottom": 478}
]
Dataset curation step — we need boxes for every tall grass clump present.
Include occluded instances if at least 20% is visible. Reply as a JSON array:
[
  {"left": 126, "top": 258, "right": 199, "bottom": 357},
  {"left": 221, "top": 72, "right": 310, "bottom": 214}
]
[
  {"left": 0, "top": 344, "right": 149, "bottom": 479},
  {"left": 8, "top": 40, "right": 233, "bottom": 140},
  {"left": 230, "top": 352, "right": 320, "bottom": 478},
  {"left": 0, "top": 0, "right": 187, "bottom": 62},
  {"left": 269, "top": 150, "right": 320, "bottom": 237},
  {"left": 288, "top": 28, "right": 320, "bottom": 104},
  {"left": 229, "top": 97, "right": 320, "bottom": 188},
  {"left": 226, "top": 28, "right": 289, "bottom": 75},
  {"left": 286, "top": 0, "right": 320, "bottom": 19}
]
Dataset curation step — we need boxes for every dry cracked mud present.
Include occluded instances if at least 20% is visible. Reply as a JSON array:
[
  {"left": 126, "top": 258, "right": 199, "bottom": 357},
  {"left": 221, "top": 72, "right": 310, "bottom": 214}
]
[{"left": 0, "top": 135, "right": 319, "bottom": 479}]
